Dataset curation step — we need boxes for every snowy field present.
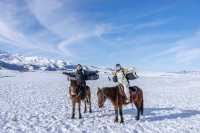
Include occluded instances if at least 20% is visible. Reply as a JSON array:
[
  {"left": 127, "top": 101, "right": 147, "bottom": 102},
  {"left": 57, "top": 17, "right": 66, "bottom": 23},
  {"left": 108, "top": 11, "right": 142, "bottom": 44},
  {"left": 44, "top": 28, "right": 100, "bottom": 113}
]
[{"left": 0, "top": 70, "right": 200, "bottom": 133}]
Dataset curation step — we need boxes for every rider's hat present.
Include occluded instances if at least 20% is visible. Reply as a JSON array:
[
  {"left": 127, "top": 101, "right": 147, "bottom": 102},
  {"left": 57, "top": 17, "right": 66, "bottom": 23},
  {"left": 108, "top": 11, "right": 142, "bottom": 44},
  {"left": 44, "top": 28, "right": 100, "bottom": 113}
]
[
  {"left": 116, "top": 64, "right": 121, "bottom": 67},
  {"left": 76, "top": 64, "right": 82, "bottom": 70},
  {"left": 116, "top": 64, "right": 121, "bottom": 71}
]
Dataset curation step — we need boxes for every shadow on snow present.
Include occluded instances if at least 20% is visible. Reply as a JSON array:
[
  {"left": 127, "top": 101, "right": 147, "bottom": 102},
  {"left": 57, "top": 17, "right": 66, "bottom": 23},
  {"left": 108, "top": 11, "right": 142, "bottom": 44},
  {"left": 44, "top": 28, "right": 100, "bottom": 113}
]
[
  {"left": 123, "top": 107, "right": 200, "bottom": 122},
  {"left": 87, "top": 107, "right": 200, "bottom": 122}
]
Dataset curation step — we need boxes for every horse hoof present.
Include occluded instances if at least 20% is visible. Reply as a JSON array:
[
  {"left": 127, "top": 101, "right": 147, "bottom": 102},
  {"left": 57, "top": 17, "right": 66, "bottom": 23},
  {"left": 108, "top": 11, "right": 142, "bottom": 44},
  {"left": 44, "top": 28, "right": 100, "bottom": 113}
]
[
  {"left": 84, "top": 111, "right": 86, "bottom": 113},
  {"left": 141, "top": 111, "right": 144, "bottom": 115},
  {"left": 120, "top": 120, "right": 124, "bottom": 123},
  {"left": 89, "top": 110, "right": 92, "bottom": 113},
  {"left": 114, "top": 119, "right": 118, "bottom": 123},
  {"left": 79, "top": 115, "right": 82, "bottom": 119},
  {"left": 135, "top": 117, "right": 139, "bottom": 120},
  {"left": 71, "top": 114, "right": 75, "bottom": 119}
]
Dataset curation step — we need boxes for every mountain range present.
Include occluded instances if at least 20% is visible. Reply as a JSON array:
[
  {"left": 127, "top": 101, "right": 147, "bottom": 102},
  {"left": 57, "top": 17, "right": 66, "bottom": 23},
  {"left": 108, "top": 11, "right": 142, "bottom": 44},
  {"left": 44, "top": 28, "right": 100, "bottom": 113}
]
[{"left": 0, "top": 50, "right": 72, "bottom": 71}]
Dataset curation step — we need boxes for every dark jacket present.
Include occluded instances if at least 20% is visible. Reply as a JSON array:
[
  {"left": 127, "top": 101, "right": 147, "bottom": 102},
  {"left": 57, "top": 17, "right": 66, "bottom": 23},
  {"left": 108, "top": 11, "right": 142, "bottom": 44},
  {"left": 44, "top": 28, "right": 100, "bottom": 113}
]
[{"left": 75, "top": 69, "right": 86, "bottom": 87}]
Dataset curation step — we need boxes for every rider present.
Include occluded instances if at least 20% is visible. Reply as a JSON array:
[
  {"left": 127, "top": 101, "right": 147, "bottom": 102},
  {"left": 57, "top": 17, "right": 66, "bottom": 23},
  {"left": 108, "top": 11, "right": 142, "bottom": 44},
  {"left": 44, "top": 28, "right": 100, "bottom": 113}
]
[
  {"left": 115, "top": 64, "right": 130, "bottom": 103},
  {"left": 75, "top": 64, "right": 86, "bottom": 99}
]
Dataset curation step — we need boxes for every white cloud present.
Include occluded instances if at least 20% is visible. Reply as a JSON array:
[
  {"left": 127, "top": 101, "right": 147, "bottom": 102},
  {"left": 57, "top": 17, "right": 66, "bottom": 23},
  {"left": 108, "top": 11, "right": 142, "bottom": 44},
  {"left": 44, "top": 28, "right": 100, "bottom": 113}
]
[
  {"left": 24, "top": 0, "right": 176, "bottom": 60},
  {"left": 0, "top": 0, "right": 65, "bottom": 56},
  {"left": 56, "top": 25, "right": 111, "bottom": 55},
  {"left": 56, "top": 34, "right": 86, "bottom": 57},
  {"left": 26, "top": 0, "right": 112, "bottom": 58},
  {"left": 0, "top": 20, "right": 38, "bottom": 49},
  {"left": 26, "top": 0, "right": 86, "bottom": 38},
  {"left": 134, "top": 5, "right": 175, "bottom": 20},
  {"left": 133, "top": 18, "right": 174, "bottom": 31},
  {"left": 153, "top": 30, "right": 200, "bottom": 64},
  {"left": 95, "top": 24, "right": 112, "bottom": 38},
  {"left": 0, "top": 16, "right": 60, "bottom": 54},
  {"left": 176, "top": 48, "right": 200, "bottom": 64}
]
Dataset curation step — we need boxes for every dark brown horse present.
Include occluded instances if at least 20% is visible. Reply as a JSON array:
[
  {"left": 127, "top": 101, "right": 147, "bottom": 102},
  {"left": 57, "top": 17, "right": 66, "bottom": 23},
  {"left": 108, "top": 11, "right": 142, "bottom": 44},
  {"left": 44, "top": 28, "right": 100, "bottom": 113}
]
[
  {"left": 97, "top": 84, "right": 143, "bottom": 123},
  {"left": 69, "top": 80, "right": 92, "bottom": 119}
]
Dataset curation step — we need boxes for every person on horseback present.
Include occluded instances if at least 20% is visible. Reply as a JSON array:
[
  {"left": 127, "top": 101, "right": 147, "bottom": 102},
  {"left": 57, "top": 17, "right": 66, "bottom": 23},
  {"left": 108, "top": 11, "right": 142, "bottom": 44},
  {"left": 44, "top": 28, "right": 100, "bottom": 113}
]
[
  {"left": 115, "top": 64, "right": 130, "bottom": 103},
  {"left": 75, "top": 64, "right": 86, "bottom": 99}
]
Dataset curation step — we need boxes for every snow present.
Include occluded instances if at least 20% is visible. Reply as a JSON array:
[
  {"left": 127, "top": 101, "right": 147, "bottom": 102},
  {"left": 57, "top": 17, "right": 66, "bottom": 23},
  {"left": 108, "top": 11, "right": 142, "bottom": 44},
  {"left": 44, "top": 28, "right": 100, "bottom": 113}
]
[{"left": 0, "top": 70, "right": 200, "bottom": 133}]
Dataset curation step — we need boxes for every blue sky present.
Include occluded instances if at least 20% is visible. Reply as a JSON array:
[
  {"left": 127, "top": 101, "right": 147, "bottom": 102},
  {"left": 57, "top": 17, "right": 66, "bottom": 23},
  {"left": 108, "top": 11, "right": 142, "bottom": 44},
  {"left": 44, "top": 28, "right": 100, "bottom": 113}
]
[{"left": 0, "top": 0, "right": 200, "bottom": 71}]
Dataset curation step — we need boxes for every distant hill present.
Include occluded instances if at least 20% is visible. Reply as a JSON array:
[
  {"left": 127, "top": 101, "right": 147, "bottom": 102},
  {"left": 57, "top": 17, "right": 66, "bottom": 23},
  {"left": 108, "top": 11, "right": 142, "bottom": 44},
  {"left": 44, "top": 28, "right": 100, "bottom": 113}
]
[{"left": 0, "top": 50, "right": 73, "bottom": 71}]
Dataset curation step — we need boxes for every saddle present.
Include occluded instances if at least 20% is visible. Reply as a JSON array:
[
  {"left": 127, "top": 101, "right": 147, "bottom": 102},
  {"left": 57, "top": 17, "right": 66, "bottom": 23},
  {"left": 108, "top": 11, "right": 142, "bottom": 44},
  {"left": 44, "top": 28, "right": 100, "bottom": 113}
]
[
  {"left": 118, "top": 85, "right": 139, "bottom": 104},
  {"left": 129, "top": 86, "right": 139, "bottom": 101},
  {"left": 118, "top": 85, "right": 138, "bottom": 96},
  {"left": 129, "top": 86, "right": 138, "bottom": 92}
]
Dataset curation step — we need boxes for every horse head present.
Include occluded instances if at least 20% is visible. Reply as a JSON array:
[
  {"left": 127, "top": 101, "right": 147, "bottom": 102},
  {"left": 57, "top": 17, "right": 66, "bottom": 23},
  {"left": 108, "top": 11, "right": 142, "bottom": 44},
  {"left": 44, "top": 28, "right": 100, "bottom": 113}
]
[
  {"left": 97, "top": 88, "right": 106, "bottom": 108},
  {"left": 69, "top": 80, "right": 78, "bottom": 96}
]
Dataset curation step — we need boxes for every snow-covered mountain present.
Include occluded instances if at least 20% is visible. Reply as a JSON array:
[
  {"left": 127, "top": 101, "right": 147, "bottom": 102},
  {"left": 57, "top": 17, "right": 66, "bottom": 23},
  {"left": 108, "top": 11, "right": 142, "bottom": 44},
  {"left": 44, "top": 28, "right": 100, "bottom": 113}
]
[
  {"left": 174, "top": 70, "right": 200, "bottom": 75},
  {"left": 0, "top": 50, "right": 72, "bottom": 71},
  {"left": 0, "top": 50, "right": 118, "bottom": 72},
  {"left": 2, "top": 50, "right": 199, "bottom": 76}
]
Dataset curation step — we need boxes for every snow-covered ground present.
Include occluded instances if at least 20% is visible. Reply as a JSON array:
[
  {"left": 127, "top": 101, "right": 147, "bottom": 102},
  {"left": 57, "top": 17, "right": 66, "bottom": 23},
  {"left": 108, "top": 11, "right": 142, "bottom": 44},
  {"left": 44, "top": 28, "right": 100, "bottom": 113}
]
[{"left": 0, "top": 70, "right": 200, "bottom": 133}]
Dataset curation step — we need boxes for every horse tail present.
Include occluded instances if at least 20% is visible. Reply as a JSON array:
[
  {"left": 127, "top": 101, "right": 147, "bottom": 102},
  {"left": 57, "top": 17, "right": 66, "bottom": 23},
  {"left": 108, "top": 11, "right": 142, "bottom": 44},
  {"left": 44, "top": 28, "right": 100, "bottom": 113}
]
[{"left": 140, "top": 89, "right": 144, "bottom": 115}]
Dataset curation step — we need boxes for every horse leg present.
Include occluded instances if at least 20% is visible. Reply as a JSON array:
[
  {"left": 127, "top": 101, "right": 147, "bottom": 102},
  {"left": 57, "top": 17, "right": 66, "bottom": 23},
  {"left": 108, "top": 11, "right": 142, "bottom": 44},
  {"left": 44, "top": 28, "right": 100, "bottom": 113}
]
[
  {"left": 114, "top": 106, "right": 119, "bottom": 122},
  {"left": 71, "top": 99, "right": 75, "bottom": 119},
  {"left": 88, "top": 94, "right": 92, "bottom": 113},
  {"left": 84, "top": 99, "right": 87, "bottom": 113},
  {"left": 135, "top": 105, "right": 140, "bottom": 120},
  {"left": 141, "top": 99, "right": 144, "bottom": 115},
  {"left": 119, "top": 106, "right": 124, "bottom": 123},
  {"left": 78, "top": 101, "right": 82, "bottom": 119}
]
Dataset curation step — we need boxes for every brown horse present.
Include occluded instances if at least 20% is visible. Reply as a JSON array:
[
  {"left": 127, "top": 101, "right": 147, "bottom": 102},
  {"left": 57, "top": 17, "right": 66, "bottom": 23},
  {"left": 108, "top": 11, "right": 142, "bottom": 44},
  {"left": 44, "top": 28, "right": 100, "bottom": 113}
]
[
  {"left": 97, "top": 84, "right": 143, "bottom": 123},
  {"left": 69, "top": 80, "right": 92, "bottom": 119}
]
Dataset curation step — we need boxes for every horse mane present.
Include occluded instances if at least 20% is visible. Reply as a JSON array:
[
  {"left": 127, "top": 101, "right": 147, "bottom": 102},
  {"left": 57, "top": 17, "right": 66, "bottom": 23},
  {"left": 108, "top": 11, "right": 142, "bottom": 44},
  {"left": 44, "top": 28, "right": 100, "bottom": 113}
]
[{"left": 69, "top": 80, "right": 77, "bottom": 87}]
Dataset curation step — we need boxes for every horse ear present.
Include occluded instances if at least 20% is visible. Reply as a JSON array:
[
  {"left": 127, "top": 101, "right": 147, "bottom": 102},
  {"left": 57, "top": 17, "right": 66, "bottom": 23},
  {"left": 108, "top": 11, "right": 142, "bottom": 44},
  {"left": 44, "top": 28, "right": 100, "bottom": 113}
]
[{"left": 98, "top": 87, "right": 100, "bottom": 91}]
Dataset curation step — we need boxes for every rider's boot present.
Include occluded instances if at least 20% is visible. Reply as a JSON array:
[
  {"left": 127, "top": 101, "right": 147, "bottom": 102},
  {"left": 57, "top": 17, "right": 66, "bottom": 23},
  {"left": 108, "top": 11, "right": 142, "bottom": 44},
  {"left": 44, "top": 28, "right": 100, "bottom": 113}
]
[
  {"left": 79, "top": 89, "right": 85, "bottom": 100},
  {"left": 124, "top": 96, "right": 130, "bottom": 104}
]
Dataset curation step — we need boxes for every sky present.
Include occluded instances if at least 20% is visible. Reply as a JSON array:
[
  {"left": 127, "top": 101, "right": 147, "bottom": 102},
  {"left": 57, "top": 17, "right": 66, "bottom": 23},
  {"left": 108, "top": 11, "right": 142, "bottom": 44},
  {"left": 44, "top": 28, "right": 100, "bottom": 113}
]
[{"left": 0, "top": 0, "right": 200, "bottom": 71}]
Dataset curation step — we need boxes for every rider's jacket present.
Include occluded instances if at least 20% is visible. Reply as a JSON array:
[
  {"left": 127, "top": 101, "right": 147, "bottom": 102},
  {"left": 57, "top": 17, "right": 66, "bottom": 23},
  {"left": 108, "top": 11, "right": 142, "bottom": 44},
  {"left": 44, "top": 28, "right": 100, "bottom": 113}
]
[
  {"left": 114, "top": 68, "right": 129, "bottom": 87},
  {"left": 75, "top": 69, "right": 86, "bottom": 87}
]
